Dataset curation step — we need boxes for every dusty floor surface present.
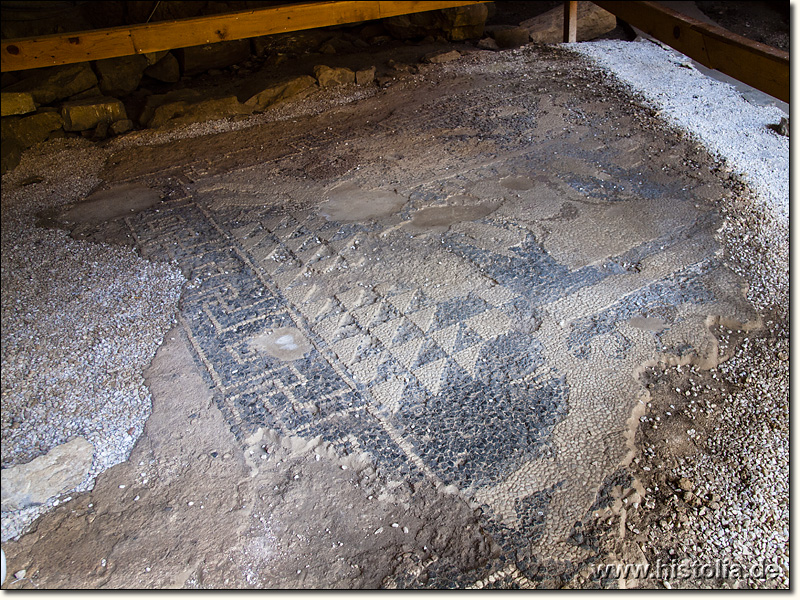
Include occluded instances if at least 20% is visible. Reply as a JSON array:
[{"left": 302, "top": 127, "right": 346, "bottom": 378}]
[{"left": 0, "top": 12, "right": 789, "bottom": 590}]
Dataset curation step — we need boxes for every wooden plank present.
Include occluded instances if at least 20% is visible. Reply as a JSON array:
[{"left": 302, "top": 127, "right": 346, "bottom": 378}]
[
  {"left": 1, "top": 1, "right": 487, "bottom": 72},
  {"left": 563, "top": 1, "right": 578, "bottom": 43},
  {"left": 593, "top": 0, "right": 789, "bottom": 102}
]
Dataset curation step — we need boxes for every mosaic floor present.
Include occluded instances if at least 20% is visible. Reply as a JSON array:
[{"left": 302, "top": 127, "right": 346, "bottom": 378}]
[{"left": 105, "top": 47, "right": 757, "bottom": 586}]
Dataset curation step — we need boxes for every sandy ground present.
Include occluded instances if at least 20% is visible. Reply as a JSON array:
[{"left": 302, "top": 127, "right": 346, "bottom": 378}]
[{"left": 0, "top": 7, "right": 789, "bottom": 589}]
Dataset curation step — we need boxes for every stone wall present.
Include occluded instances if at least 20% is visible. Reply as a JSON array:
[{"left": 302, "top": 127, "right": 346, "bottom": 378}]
[{"left": 1, "top": 4, "right": 490, "bottom": 175}]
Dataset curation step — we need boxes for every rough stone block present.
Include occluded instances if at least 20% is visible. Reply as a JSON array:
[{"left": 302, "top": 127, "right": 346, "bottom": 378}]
[
  {"left": 0, "top": 438, "right": 94, "bottom": 512},
  {"left": 477, "top": 37, "right": 500, "bottom": 51},
  {"left": 1, "top": 111, "right": 63, "bottom": 149},
  {"left": 242, "top": 75, "right": 317, "bottom": 112},
  {"left": 0, "top": 138, "right": 23, "bottom": 175},
  {"left": 3, "top": 62, "right": 98, "bottom": 106},
  {"left": 383, "top": 5, "right": 487, "bottom": 41},
  {"left": 1, "top": 92, "right": 37, "bottom": 117},
  {"left": 143, "top": 50, "right": 170, "bottom": 66},
  {"left": 493, "top": 27, "right": 531, "bottom": 49},
  {"left": 137, "top": 89, "right": 197, "bottom": 126},
  {"left": 521, "top": 3, "right": 617, "bottom": 43},
  {"left": 423, "top": 50, "right": 461, "bottom": 64},
  {"left": 61, "top": 97, "right": 127, "bottom": 131},
  {"left": 176, "top": 39, "right": 251, "bottom": 76},
  {"left": 441, "top": 4, "right": 488, "bottom": 41},
  {"left": 110, "top": 119, "right": 134, "bottom": 135},
  {"left": 148, "top": 95, "right": 253, "bottom": 129},
  {"left": 314, "top": 65, "right": 355, "bottom": 87},
  {"left": 355, "top": 67, "right": 376, "bottom": 86},
  {"left": 144, "top": 52, "right": 181, "bottom": 83},
  {"left": 94, "top": 54, "right": 149, "bottom": 96},
  {"left": 68, "top": 86, "right": 103, "bottom": 101}
]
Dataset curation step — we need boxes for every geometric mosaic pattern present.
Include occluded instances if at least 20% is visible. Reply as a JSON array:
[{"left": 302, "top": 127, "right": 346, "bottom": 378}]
[{"left": 116, "top": 47, "right": 759, "bottom": 587}]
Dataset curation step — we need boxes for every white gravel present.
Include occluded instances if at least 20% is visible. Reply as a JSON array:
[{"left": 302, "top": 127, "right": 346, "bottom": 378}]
[
  {"left": 1, "top": 140, "right": 185, "bottom": 541},
  {"left": 570, "top": 39, "right": 788, "bottom": 220}
]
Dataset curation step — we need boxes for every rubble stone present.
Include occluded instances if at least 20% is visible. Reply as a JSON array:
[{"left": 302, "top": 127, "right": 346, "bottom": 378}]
[
  {"left": 3, "top": 63, "right": 97, "bottom": 106},
  {"left": 61, "top": 97, "right": 126, "bottom": 131},
  {"left": 148, "top": 95, "right": 252, "bottom": 128},
  {"left": 382, "top": 4, "right": 487, "bottom": 41},
  {"left": 355, "top": 67, "right": 377, "bottom": 86},
  {"left": 422, "top": 50, "right": 461, "bottom": 64},
  {"left": 1, "top": 111, "right": 63, "bottom": 149},
  {"left": 176, "top": 40, "right": 251, "bottom": 76},
  {"left": 94, "top": 54, "right": 149, "bottom": 96},
  {"left": 110, "top": 119, "right": 134, "bottom": 135},
  {"left": 314, "top": 65, "right": 355, "bottom": 87},
  {"left": 144, "top": 52, "right": 181, "bottom": 83},
  {"left": 242, "top": 75, "right": 317, "bottom": 111},
  {"left": 1, "top": 92, "right": 36, "bottom": 117},
  {"left": 492, "top": 27, "right": 531, "bottom": 49},
  {"left": 0, "top": 438, "right": 95, "bottom": 512}
]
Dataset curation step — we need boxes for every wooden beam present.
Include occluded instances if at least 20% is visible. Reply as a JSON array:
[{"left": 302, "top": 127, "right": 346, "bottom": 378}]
[
  {"left": 593, "top": 1, "right": 789, "bottom": 102},
  {"left": 1, "top": 1, "right": 488, "bottom": 72},
  {"left": 563, "top": 1, "right": 578, "bottom": 43}
]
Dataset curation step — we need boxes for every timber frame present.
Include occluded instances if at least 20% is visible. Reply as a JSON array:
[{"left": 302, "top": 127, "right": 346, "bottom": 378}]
[{"left": 0, "top": 1, "right": 487, "bottom": 71}]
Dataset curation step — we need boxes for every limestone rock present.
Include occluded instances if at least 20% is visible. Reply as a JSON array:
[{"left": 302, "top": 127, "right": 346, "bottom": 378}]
[
  {"left": 382, "top": 4, "right": 487, "bottom": 41},
  {"left": 94, "top": 54, "right": 149, "bottom": 96},
  {"left": 110, "top": 119, "right": 134, "bottom": 135},
  {"left": 176, "top": 39, "right": 251, "bottom": 76},
  {"left": 0, "top": 138, "right": 23, "bottom": 175},
  {"left": 769, "top": 117, "right": 789, "bottom": 137},
  {"left": 137, "top": 89, "right": 198, "bottom": 126},
  {"left": 68, "top": 86, "right": 103, "bottom": 101},
  {"left": 492, "top": 27, "right": 531, "bottom": 49},
  {"left": 61, "top": 96, "right": 126, "bottom": 131},
  {"left": 441, "top": 3, "right": 489, "bottom": 40},
  {"left": 1, "top": 111, "right": 63, "bottom": 149},
  {"left": 147, "top": 95, "right": 252, "bottom": 129},
  {"left": 355, "top": 67, "right": 376, "bottom": 86},
  {"left": 521, "top": 2, "right": 617, "bottom": 44},
  {"left": 144, "top": 52, "right": 181, "bottom": 83},
  {"left": 477, "top": 37, "right": 500, "bottom": 51},
  {"left": 3, "top": 63, "right": 97, "bottom": 106},
  {"left": 1, "top": 92, "right": 36, "bottom": 117},
  {"left": 314, "top": 65, "right": 355, "bottom": 87},
  {"left": 143, "top": 50, "right": 170, "bottom": 66},
  {"left": 242, "top": 75, "right": 317, "bottom": 111},
  {"left": 423, "top": 50, "right": 461, "bottom": 64},
  {"left": 0, "top": 437, "right": 95, "bottom": 512}
]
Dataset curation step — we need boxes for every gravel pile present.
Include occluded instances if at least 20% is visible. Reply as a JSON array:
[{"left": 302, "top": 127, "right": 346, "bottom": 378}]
[
  {"left": 693, "top": 321, "right": 788, "bottom": 586},
  {"left": 1, "top": 140, "right": 185, "bottom": 541}
]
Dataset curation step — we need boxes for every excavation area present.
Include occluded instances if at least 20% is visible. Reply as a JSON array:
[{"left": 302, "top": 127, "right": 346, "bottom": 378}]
[{"left": 0, "top": 20, "right": 788, "bottom": 589}]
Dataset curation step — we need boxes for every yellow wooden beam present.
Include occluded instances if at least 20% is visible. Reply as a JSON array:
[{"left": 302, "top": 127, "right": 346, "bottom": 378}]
[
  {"left": 1, "top": 1, "right": 488, "bottom": 72},
  {"left": 593, "top": 1, "right": 789, "bottom": 102}
]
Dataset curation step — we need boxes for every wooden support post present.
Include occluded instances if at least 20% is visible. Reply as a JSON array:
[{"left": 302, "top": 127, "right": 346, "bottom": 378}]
[
  {"left": 593, "top": 1, "right": 789, "bottom": 102},
  {"left": 1, "top": 1, "right": 488, "bottom": 72},
  {"left": 563, "top": 1, "right": 578, "bottom": 43}
]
